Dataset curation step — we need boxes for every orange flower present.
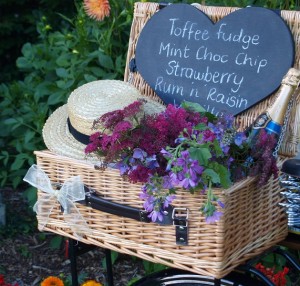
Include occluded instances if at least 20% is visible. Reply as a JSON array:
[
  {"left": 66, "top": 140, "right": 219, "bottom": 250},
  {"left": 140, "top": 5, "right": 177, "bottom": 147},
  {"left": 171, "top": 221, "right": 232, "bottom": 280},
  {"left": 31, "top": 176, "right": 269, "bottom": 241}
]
[
  {"left": 81, "top": 280, "right": 103, "bottom": 286},
  {"left": 83, "top": 0, "right": 111, "bottom": 21},
  {"left": 41, "top": 276, "right": 64, "bottom": 286}
]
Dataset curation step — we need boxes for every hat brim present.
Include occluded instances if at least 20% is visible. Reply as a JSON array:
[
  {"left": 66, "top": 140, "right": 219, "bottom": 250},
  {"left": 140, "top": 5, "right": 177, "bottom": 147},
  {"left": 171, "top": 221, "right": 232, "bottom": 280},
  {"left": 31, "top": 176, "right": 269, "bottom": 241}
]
[{"left": 42, "top": 105, "right": 98, "bottom": 162}]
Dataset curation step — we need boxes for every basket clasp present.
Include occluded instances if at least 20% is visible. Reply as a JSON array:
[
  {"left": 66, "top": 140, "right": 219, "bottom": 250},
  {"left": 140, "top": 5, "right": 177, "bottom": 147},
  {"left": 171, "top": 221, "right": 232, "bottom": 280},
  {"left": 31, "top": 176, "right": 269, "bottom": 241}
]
[{"left": 172, "top": 207, "right": 189, "bottom": 245}]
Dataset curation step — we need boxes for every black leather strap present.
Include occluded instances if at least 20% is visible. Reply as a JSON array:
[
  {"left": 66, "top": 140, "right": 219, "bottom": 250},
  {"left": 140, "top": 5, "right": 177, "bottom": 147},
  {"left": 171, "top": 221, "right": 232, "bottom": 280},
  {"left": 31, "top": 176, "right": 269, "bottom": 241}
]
[
  {"left": 81, "top": 187, "right": 174, "bottom": 225},
  {"left": 172, "top": 208, "right": 189, "bottom": 245},
  {"left": 85, "top": 191, "right": 151, "bottom": 222}
]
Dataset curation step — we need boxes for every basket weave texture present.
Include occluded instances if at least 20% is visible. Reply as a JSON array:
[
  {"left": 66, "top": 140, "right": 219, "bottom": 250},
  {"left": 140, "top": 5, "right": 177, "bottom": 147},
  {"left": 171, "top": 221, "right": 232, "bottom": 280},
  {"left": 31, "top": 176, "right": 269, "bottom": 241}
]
[
  {"left": 34, "top": 2, "right": 300, "bottom": 279},
  {"left": 35, "top": 150, "right": 287, "bottom": 278}
]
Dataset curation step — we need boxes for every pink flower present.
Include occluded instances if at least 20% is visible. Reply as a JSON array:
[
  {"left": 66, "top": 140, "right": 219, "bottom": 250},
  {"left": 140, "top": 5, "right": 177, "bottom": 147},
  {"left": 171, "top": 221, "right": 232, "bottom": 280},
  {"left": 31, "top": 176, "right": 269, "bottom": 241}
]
[{"left": 203, "top": 129, "right": 216, "bottom": 142}]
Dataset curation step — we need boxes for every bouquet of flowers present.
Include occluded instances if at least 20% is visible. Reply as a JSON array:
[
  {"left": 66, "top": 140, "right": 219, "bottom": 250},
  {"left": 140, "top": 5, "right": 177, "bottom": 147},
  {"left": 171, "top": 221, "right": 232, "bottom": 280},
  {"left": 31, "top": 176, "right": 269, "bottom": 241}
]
[{"left": 85, "top": 100, "right": 278, "bottom": 223}]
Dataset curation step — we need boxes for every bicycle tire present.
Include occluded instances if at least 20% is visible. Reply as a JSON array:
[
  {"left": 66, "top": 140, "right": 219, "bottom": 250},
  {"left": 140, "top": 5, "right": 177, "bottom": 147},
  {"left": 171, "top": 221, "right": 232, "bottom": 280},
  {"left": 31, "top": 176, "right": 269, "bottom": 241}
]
[{"left": 132, "top": 268, "right": 268, "bottom": 286}]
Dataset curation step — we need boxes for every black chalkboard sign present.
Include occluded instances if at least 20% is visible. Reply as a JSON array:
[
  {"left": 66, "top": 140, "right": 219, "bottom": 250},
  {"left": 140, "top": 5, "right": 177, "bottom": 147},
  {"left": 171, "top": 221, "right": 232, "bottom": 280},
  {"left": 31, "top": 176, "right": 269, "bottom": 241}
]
[{"left": 135, "top": 4, "right": 294, "bottom": 116}]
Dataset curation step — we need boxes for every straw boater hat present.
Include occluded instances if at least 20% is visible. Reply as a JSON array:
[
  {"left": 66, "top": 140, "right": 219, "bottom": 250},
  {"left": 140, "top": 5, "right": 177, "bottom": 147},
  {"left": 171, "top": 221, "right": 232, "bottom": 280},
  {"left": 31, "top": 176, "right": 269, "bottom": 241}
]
[{"left": 43, "top": 80, "right": 165, "bottom": 161}]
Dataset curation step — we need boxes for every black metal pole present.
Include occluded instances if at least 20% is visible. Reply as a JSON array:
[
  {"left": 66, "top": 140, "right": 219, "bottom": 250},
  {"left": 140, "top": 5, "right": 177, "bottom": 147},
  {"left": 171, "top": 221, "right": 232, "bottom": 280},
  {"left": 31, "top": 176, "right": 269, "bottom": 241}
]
[
  {"left": 105, "top": 249, "right": 114, "bottom": 286},
  {"left": 69, "top": 239, "right": 79, "bottom": 286},
  {"left": 274, "top": 246, "right": 300, "bottom": 271}
]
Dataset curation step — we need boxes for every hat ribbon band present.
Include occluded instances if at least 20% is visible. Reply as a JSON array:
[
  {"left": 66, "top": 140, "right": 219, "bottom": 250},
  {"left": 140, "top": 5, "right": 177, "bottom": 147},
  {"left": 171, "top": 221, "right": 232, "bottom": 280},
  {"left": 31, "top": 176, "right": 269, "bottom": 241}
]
[{"left": 67, "top": 118, "right": 90, "bottom": 145}]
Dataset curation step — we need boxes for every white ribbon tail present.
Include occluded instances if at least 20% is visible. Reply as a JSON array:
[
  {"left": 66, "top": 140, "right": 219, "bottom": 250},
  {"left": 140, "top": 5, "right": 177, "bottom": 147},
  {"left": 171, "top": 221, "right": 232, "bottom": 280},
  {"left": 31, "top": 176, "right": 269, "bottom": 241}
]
[
  {"left": 63, "top": 199, "right": 91, "bottom": 239},
  {"left": 23, "top": 164, "right": 53, "bottom": 195},
  {"left": 33, "top": 193, "right": 56, "bottom": 231}
]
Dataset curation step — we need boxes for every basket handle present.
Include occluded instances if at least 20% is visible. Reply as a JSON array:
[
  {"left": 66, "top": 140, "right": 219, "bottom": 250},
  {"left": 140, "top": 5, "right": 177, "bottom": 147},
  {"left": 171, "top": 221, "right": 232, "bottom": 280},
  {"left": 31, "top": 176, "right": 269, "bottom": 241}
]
[{"left": 81, "top": 186, "right": 174, "bottom": 225}]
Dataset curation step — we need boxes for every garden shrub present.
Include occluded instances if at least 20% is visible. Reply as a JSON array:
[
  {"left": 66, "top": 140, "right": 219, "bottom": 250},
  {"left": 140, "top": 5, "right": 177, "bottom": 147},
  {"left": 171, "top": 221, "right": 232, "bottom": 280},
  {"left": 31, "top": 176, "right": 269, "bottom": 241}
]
[{"left": 0, "top": 0, "right": 135, "bottom": 204}]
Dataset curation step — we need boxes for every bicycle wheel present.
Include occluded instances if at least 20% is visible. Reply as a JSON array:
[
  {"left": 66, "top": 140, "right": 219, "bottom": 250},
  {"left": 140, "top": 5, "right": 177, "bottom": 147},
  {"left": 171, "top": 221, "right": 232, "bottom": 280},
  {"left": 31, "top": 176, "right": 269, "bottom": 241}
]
[{"left": 132, "top": 268, "right": 267, "bottom": 286}]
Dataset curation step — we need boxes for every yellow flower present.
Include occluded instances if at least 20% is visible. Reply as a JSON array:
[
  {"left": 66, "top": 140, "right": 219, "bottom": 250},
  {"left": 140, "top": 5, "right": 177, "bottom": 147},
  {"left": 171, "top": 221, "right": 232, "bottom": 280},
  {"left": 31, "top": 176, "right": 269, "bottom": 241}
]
[
  {"left": 83, "top": 0, "right": 111, "bottom": 21},
  {"left": 81, "top": 280, "right": 103, "bottom": 286},
  {"left": 41, "top": 276, "right": 64, "bottom": 286}
]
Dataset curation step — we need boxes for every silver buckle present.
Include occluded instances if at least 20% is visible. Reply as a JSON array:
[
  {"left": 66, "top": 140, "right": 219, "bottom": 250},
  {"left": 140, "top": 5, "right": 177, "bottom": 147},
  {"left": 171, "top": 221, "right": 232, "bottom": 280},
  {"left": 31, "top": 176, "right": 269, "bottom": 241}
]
[{"left": 172, "top": 207, "right": 189, "bottom": 227}]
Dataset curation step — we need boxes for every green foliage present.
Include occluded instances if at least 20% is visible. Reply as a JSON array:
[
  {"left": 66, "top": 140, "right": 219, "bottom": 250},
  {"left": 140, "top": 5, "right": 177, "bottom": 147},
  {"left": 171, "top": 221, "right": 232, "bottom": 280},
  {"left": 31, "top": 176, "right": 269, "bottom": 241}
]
[
  {"left": 49, "top": 235, "right": 64, "bottom": 250},
  {"left": 0, "top": 0, "right": 76, "bottom": 82},
  {"left": 142, "top": 260, "right": 168, "bottom": 275},
  {"left": 0, "top": 1, "right": 136, "bottom": 196},
  {"left": 18, "top": 244, "right": 32, "bottom": 258}
]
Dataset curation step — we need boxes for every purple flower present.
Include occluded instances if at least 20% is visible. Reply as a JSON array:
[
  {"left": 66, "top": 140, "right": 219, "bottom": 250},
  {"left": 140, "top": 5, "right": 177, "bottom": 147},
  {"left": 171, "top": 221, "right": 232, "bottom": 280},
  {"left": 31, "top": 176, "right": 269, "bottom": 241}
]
[
  {"left": 175, "top": 137, "right": 186, "bottom": 144},
  {"left": 189, "top": 161, "right": 204, "bottom": 178},
  {"left": 220, "top": 143, "right": 230, "bottom": 154},
  {"left": 169, "top": 150, "right": 204, "bottom": 189},
  {"left": 161, "top": 148, "right": 172, "bottom": 159},
  {"left": 141, "top": 195, "right": 155, "bottom": 212},
  {"left": 162, "top": 175, "right": 174, "bottom": 189},
  {"left": 149, "top": 210, "right": 164, "bottom": 222},
  {"left": 176, "top": 150, "right": 189, "bottom": 165},
  {"left": 170, "top": 172, "right": 180, "bottom": 186},
  {"left": 217, "top": 200, "right": 225, "bottom": 208},
  {"left": 178, "top": 177, "right": 197, "bottom": 189},
  {"left": 234, "top": 132, "right": 247, "bottom": 146},
  {"left": 145, "top": 155, "right": 159, "bottom": 169},
  {"left": 205, "top": 211, "right": 223, "bottom": 224},
  {"left": 223, "top": 114, "right": 234, "bottom": 128},
  {"left": 133, "top": 148, "right": 147, "bottom": 159},
  {"left": 163, "top": 195, "right": 176, "bottom": 208},
  {"left": 118, "top": 163, "right": 129, "bottom": 175}
]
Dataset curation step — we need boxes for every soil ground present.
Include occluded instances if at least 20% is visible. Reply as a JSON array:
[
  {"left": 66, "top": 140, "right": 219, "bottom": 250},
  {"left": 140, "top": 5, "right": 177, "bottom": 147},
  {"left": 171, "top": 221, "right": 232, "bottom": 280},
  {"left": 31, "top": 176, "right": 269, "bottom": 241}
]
[
  {"left": 0, "top": 188, "right": 145, "bottom": 286},
  {"left": 1, "top": 188, "right": 300, "bottom": 286}
]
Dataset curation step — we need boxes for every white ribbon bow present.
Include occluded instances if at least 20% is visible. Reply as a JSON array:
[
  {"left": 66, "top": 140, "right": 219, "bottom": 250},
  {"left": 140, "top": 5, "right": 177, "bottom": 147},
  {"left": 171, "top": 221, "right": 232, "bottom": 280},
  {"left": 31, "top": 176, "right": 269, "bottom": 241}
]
[{"left": 23, "top": 164, "right": 90, "bottom": 239}]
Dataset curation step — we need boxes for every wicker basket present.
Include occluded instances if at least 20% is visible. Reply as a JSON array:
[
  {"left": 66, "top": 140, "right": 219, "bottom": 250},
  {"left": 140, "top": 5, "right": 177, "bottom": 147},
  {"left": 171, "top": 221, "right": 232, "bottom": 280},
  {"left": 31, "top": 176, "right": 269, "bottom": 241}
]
[
  {"left": 35, "top": 150, "right": 287, "bottom": 278},
  {"left": 33, "top": 2, "right": 300, "bottom": 279}
]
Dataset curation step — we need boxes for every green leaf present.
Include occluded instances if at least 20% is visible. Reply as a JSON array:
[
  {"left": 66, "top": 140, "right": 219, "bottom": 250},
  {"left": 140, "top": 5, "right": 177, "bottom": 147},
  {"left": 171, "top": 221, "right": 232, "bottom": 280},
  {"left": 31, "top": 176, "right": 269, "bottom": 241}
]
[
  {"left": 4, "top": 118, "right": 18, "bottom": 125},
  {"left": 181, "top": 101, "right": 206, "bottom": 113},
  {"left": 16, "top": 57, "right": 32, "bottom": 69},
  {"left": 56, "top": 55, "right": 71, "bottom": 67},
  {"left": 142, "top": 260, "right": 167, "bottom": 275},
  {"left": 50, "top": 235, "right": 63, "bottom": 249},
  {"left": 56, "top": 79, "right": 74, "bottom": 90},
  {"left": 11, "top": 156, "right": 26, "bottom": 171},
  {"left": 0, "top": 170, "right": 8, "bottom": 187},
  {"left": 47, "top": 92, "right": 65, "bottom": 105},
  {"left": 203, "top": 169, "right": 220, "bottom": 184},
  {"left": 194, "top": 123, "right": 208, "bottom": 131},
  {"left": 24, "top": 131, "right": 35, "bottom": 144},
  {"left": 10, "top": 153, "right": 31, "bottom": 171},
  {"left": 84, "top": 74, "right": 97, "bottom": 82},
  {"left": 12, "top": 176, "right": 22, "bottom": 189},
  {"left": 23, "top": 187, "right": 37, "bottom": 207},
  {"left": 0, "top": 151, "right": 9, "bottom": 166},
  {"left": 213, "top": 139, "right": 224, "bottom": 157},
  {"left": 90, "top": 67, "right": 106, "bottom": 77},
  {"left": 189, "top": 147, "right": 212, "bottom": 166},
  {"left": 21, "top": 43, "right": 33, "bottom": 58},
  {"left": 217, "top": 164, "right": 231, "bottom": 188},
  {"left": 98, "top": 53, "right": 114, "bottom": 70},
  {"left": 56, "top": 68, "right": 69, "bottom": 78}
]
